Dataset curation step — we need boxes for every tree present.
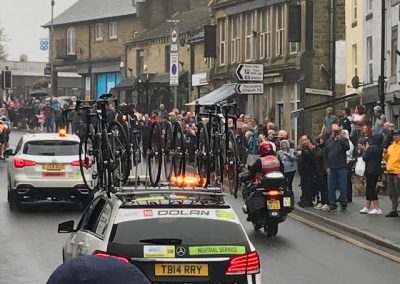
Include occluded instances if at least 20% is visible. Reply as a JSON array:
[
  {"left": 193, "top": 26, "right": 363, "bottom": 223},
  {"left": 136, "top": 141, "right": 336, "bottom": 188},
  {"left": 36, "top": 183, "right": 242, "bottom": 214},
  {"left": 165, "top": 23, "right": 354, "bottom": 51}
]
[{"left": 0, "top": 25, "right": 8, "bottom": 60}]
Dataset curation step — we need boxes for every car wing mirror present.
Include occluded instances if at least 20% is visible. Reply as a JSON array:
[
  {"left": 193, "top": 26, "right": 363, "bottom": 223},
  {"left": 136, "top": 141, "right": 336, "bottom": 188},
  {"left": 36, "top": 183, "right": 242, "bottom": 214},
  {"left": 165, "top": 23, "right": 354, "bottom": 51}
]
[
  {"left": 3, "top": 148, "right": 14, "bottom": 158},
  {"left": 58, "top": 220, "right": 75, "bottom": 233}
]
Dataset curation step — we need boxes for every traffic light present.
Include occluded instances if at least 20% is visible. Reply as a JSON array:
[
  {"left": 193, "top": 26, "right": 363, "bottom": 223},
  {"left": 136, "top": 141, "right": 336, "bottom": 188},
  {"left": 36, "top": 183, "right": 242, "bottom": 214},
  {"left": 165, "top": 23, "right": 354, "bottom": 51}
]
[{"left": 1, "top": 70, "right": 12, "bottom": 89}]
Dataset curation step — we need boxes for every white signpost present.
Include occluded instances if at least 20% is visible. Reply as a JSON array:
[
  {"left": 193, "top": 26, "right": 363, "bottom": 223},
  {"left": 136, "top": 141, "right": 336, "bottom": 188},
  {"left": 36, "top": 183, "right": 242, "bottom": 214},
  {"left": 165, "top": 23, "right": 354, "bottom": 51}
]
[
  {"left": 305, "top": 88, "right": 333, "bottom": 97},
  {"left": 235, "top": 83, "right": 264, "bottom": 95},
  {"left": 170, "top": 53, "right": 179, "bottom": 86},
  {"left": 235, "top": 64, "right": 264, "bottom": 81}
]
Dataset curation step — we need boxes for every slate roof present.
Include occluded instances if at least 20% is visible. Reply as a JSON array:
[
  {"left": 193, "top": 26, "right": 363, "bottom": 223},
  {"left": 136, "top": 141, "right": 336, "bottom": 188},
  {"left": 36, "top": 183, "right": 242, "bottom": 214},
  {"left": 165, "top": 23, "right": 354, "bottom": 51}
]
[
  {"left": 127, "top": 6, "right": 210, "bottom": 43},
  {"left": 43, "top": 0, "right": 136, "bottom": 27}
]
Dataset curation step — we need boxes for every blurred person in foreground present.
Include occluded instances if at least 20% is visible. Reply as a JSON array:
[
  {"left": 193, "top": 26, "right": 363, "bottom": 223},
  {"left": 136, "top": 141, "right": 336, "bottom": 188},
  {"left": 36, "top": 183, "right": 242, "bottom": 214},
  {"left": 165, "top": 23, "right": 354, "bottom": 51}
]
[{"left": 47, "top": 255, "right": 151, "bottom": 284}]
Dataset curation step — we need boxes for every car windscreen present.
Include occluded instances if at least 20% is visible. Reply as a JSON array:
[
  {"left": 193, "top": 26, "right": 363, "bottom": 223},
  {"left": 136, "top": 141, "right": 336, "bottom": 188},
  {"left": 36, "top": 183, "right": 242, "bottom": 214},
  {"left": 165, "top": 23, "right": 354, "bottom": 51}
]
[
  {"left": 23, "top": 140, "right": 79, "bottom": 156},
  {"left": 110, "top": 218, "right": 248, "bottom": 245}
]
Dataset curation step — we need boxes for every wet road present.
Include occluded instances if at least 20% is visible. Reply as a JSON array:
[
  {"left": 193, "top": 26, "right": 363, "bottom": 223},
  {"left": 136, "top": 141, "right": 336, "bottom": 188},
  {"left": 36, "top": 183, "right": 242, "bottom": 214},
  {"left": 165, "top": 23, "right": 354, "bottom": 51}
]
[{"left": 1, "top": 131, "right": 400, "bottom": 284}]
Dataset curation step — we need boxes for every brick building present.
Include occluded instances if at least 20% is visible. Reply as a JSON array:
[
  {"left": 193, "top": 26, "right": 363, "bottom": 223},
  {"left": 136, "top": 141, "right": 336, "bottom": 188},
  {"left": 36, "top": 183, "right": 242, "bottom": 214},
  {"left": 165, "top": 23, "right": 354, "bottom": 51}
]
[{"left": 209, "top": 0, "right": 346, "bottom": 140}]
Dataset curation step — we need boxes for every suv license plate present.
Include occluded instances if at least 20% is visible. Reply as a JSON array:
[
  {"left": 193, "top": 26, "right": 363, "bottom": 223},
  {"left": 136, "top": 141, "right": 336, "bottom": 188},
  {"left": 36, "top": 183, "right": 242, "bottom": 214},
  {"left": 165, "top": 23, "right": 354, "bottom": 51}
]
[
  {"left": 267, "top": 200, "right": 281, "bottom": 210},
  {"left": 43, "top": 163, "right": 65, "bottom": 171},
  {"left": 155, "top": 264, "right": 208, "bottom": 277}
]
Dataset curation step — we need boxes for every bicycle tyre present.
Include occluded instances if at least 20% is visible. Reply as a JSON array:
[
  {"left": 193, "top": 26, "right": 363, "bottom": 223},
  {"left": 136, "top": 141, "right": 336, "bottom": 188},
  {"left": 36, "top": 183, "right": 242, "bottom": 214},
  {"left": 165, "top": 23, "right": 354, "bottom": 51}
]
[
  {"left": 78, "top": 136, "right": 96, "bottom": 191},
  {"left": 147, "top": 122, "right": 162, "bottom": 187},
  {"left": 225, "top": 130, "right": 239, "bottom": 197},
  {"left": 172, "top": 121, "right": 186, "bottom": 178},
  {"left": 108, "top": 121, "right": 131, "bottom": 186},
  {"left": 163, "top": 121, "right": 174, "bottom": 181},
  {"left": 196, "top": 121, "right": 210, "bottom": 187}
]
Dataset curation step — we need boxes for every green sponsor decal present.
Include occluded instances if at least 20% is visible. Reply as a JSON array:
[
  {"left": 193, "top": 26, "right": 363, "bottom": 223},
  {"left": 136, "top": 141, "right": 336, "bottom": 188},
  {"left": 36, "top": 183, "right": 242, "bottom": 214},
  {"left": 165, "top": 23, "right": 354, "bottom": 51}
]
[
  {"left": 216, "top": 210, "right": 236, "bottom": 220},
  {"left": 189, "top": 246, "right": 246, "bottom": 256}
]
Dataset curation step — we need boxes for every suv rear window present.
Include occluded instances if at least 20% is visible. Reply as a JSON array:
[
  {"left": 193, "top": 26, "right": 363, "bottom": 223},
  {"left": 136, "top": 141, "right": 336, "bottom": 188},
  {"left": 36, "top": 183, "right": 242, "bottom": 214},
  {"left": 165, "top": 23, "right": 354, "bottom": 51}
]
[
  {"left": 23, "top": 140, "right": 79, "bottom": 156},
  {"left": 110, "top": 218, "right": 247, "bottom": 245}
]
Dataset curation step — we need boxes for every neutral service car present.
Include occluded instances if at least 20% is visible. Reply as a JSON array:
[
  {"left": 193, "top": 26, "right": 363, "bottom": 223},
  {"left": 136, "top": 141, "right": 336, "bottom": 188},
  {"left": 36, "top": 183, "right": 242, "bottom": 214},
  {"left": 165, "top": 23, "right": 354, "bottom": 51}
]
[
  {"left": 5, "top": 131, "right": 94, "bottom": 210},
  {"left": 58, "top": 187, "right": 262, "bottom": 284}
]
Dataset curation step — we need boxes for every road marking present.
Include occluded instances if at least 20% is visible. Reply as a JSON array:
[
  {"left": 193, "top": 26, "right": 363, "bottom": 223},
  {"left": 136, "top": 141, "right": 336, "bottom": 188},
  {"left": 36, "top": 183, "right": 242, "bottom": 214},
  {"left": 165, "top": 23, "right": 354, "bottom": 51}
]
[{"left": 289, "top": 213, "right": 400, "bottom": 264}]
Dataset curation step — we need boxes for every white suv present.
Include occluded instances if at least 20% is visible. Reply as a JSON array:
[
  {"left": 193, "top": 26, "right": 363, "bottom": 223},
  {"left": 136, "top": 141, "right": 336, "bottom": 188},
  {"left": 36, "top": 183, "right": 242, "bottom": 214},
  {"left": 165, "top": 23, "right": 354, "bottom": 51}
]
[{"left": 5, "top": 132, "right": 94, "bottom": 210}]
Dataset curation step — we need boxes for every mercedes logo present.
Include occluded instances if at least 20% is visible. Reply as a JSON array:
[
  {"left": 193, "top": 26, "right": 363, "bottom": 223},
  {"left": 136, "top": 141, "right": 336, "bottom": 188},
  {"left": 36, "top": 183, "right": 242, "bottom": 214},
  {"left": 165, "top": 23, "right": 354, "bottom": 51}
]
[{"left": 176, "top": 247, "right": 186, "bottom": 257}]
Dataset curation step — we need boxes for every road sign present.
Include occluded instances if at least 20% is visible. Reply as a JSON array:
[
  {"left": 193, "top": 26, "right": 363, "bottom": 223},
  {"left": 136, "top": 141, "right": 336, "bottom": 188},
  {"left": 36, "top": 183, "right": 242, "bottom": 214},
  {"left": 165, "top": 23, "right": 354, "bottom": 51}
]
[
  {"left": 170, "top": 53, "right": 179, "bottom": 86},
  {"left": 235, "top": 83, "right": 264, "bottom": 95},
  {"left": 305, "top": 88, "right": 333, "bottom": 97},
  {"left": 40, "top": 38, "right": 49, "bottom": 51},
  {"left": 171, "top": 28, "right": 178, "bottom": 44},
  {"left": 236, "top": 64, "right": 263, "bottom": 81}
]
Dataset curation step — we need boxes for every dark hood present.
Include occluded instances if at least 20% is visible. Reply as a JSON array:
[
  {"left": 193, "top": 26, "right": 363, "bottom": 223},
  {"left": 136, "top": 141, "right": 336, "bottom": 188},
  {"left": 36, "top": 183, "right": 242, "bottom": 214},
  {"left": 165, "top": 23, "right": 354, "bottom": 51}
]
[{"left": 371, "top": 133, "right": 384, "bottom": 145}]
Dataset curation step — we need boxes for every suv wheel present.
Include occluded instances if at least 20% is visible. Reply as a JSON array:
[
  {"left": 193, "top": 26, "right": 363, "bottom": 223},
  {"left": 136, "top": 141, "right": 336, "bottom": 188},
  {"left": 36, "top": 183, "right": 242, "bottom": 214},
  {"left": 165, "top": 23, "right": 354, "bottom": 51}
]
[{"left": 8, "top": 189, "right": 21, "bottom": 211}]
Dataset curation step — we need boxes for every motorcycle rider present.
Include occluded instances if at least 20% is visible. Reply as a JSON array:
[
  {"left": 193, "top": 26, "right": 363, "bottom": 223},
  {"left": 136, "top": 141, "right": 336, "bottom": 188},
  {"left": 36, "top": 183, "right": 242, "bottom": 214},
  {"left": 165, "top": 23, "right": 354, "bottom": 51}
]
[{"left": 241, "top": 141, "right": 283, "bottom": 219}]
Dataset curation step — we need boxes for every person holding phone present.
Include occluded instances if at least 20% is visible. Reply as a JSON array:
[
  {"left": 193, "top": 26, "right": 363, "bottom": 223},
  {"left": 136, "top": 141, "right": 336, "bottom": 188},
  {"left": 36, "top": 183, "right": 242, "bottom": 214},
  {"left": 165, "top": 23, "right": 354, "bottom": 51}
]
[{"left": 324, "top": 124, "right": 350, "bottom": 212}]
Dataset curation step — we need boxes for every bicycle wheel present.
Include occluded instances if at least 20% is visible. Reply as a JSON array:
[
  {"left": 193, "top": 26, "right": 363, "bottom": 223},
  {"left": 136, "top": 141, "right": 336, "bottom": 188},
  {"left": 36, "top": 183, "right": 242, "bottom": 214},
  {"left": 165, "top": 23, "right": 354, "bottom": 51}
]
[
  {"left": 225, "top": 130, "right": 239, "bottom": 197},
  {"left": 78, "top": 135, "right": 97, "bottom": 191},
  {"left": 172, "top": 121, "right": 186, "bottom": 178},
  {"left": 196, "top": 121, "right": 210, "bottom": 187},
  {"left": 147, "top": 122, "right": 162, "bottom": 187},
  {"left": 163, "top": 121, "right": 173, "bottom": 181},
  {"left": 210, "top": 126, "right": 224, "bottom": 186},
  {"left": 108, "top": 122, "right": 130, "bottom": 186}
]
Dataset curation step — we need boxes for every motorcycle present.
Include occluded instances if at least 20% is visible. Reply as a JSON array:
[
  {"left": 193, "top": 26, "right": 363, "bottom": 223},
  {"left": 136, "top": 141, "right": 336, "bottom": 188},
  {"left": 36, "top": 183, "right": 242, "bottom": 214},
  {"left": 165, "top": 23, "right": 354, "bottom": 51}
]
[{"left": 241, "top": 172, "right": 294, "bottom": 237}]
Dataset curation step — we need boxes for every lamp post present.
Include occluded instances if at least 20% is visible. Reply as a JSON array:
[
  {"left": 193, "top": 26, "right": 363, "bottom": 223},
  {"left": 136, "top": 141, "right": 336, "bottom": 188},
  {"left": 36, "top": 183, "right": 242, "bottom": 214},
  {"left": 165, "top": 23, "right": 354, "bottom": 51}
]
[
  {"left": 50, "top": 0, "right": 55, "bottom": 97},
  {"left": 379, "top": 0, "right": 386, "bottom": 114},
  {"left": 391, "top": 96, "right": 400, "bottom": 127}
]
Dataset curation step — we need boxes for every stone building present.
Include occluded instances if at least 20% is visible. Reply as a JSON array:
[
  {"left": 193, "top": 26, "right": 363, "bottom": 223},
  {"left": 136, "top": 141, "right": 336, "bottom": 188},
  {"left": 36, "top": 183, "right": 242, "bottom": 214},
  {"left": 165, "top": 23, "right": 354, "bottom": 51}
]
[
  {"left": 124, "top": 0, "right": 209, "bottom": 112},
  {"left": 43, "top": 0, "right": 143, "bottom": 99},
  {"left": 210, "top": 0, "right": 346, "bottom": 140}
]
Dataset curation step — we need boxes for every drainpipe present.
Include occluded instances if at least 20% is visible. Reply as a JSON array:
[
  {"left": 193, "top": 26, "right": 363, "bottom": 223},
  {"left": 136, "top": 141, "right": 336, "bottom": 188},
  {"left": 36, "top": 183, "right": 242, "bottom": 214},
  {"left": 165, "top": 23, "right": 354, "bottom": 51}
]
[
  {"left": 88, "top": 24, "right": 93, "bottom": 99},
  {"left": 329, "top": 0, "right": 336, "bottom": 102},
  {"left": 379, "top": 0, "right": 386, "bottom": 114}
]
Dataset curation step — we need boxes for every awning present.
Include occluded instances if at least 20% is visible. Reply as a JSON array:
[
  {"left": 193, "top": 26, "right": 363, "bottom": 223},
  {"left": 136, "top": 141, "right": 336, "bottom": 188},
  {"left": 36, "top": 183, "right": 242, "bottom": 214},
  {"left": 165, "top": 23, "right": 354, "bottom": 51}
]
[
  {"left": 114, "top": 77, "right": 136, "bottom": 89},
  {"left": 186, "top": 83, "right": 237, "bottom": 106}
]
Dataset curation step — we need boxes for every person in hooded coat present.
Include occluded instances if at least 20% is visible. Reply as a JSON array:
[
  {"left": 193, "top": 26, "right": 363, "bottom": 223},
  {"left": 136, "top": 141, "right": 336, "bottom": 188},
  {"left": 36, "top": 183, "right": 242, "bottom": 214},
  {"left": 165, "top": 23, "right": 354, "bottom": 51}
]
[
  {"left": 47, "top": 255, "right": 151, "bottom": 284},
  {"left": 359, "top": 133, "right": 384, "bottom": 215}
]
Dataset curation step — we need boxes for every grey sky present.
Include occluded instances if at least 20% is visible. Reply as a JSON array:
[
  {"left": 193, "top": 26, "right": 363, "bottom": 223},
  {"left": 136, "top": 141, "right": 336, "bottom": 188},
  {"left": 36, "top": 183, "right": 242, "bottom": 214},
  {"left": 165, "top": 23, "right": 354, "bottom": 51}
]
[{"left": 0, "top": 0, "right": 78, "bottom": 62}]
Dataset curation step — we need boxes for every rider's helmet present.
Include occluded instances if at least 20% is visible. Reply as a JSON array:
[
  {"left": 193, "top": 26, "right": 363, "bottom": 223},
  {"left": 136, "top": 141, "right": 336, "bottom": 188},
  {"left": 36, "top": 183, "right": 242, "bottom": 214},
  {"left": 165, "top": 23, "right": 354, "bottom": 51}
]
[{"left": 259, "top": 141, "right": 274, "bottom": 157}]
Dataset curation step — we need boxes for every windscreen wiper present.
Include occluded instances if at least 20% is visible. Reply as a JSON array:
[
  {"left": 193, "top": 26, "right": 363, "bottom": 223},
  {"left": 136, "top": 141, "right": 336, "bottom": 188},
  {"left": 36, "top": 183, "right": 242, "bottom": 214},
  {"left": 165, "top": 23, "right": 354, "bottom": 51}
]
[{"left": 139, "top": 238, "right": 182, "bottom": 245}]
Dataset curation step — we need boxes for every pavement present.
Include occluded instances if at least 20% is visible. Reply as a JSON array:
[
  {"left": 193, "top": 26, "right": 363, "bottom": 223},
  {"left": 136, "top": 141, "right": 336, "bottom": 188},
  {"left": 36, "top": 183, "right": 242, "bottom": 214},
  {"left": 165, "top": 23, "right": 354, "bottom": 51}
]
[{"left": 291, "top": 175, "right": 400, "bottom": 253}]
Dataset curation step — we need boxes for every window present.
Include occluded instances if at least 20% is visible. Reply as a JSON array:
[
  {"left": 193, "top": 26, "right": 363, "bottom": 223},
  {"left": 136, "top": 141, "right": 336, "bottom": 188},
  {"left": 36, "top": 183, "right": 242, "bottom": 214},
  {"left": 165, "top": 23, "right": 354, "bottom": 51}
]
[
  {"left": 289, "top": 42, "right": 299, "bottom": 54},
  {"left": 245, "top": 12, "right": 255, "bottom": 61},
  {"left": 230, "top": 15, "right": 241, "bottom": 63},
  {"left": 276, "top": 5, "right": 285, "bottom": 56},
  {"left": 352, "top": 44, "right": 358, "bottom": 76},
  {"left": 136, "top": 49, "right": 144, "bottom": 76},
  {"left": 95, "top": 23, "right": 104, "bottom": 41},
  {"left": 23, "top": 140, "right": 79, "bottom": 156},
  {"left": 109, "top": 22, "right": 117, "bottom": 39},
  {"left": 367, "top": 0, "right": 373, "bottom": 13},
  {"left": 218, "top": 18, "right": 227, "bottom": 65},
  {"left": 165, "top": 45, "right": 170, "bottom": 73},
  {"left": 367, "top": 37, "right": 373, "bottom": 83},
  {"left": 352, "top": 0, "right": 357, "bottom": 21},
  {"left": 67, "top": 27, "right": 75, "bottom": 55},
  {"left": 391, "top": 26, "right": 398, "bottom": 76},
  {"left": 260, "top": 8, "right": 272, "bottom": 59}
]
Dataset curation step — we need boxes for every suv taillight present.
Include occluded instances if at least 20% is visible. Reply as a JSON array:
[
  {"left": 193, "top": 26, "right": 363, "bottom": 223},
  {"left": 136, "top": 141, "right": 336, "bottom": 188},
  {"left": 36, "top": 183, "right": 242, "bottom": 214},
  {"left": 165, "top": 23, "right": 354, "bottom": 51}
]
[
  {"left": 71, "top": 159, "right": 93, "bottom": 169},
  {"left": 225, "top": 251, "right": 260, "bottom": 275},
  {"left": 94, "top": 251, "right": 129, "bottom": 264},
  {"left": 13, "top": 159, "right": 36, "bottom": 168}
]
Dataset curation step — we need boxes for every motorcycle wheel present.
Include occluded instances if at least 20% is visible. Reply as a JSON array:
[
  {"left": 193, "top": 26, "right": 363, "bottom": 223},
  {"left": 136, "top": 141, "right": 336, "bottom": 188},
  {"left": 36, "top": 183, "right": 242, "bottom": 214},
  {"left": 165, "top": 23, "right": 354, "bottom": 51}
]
[
  {"left": 252, "top": 222, "right": 261, "bottom": 232},
  {"left": 265, "top": 223, "right": 279, "bottom": 237}
]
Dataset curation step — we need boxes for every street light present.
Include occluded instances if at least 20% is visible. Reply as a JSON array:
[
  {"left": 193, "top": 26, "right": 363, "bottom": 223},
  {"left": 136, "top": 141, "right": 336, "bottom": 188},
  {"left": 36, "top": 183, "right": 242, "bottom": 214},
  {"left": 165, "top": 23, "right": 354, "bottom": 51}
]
[
  {"left": 50, "top": 0, "right": 55, "bottom": 97},
  {"left": 391, "top": 95, "right": 400, "bottom": 126}
]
